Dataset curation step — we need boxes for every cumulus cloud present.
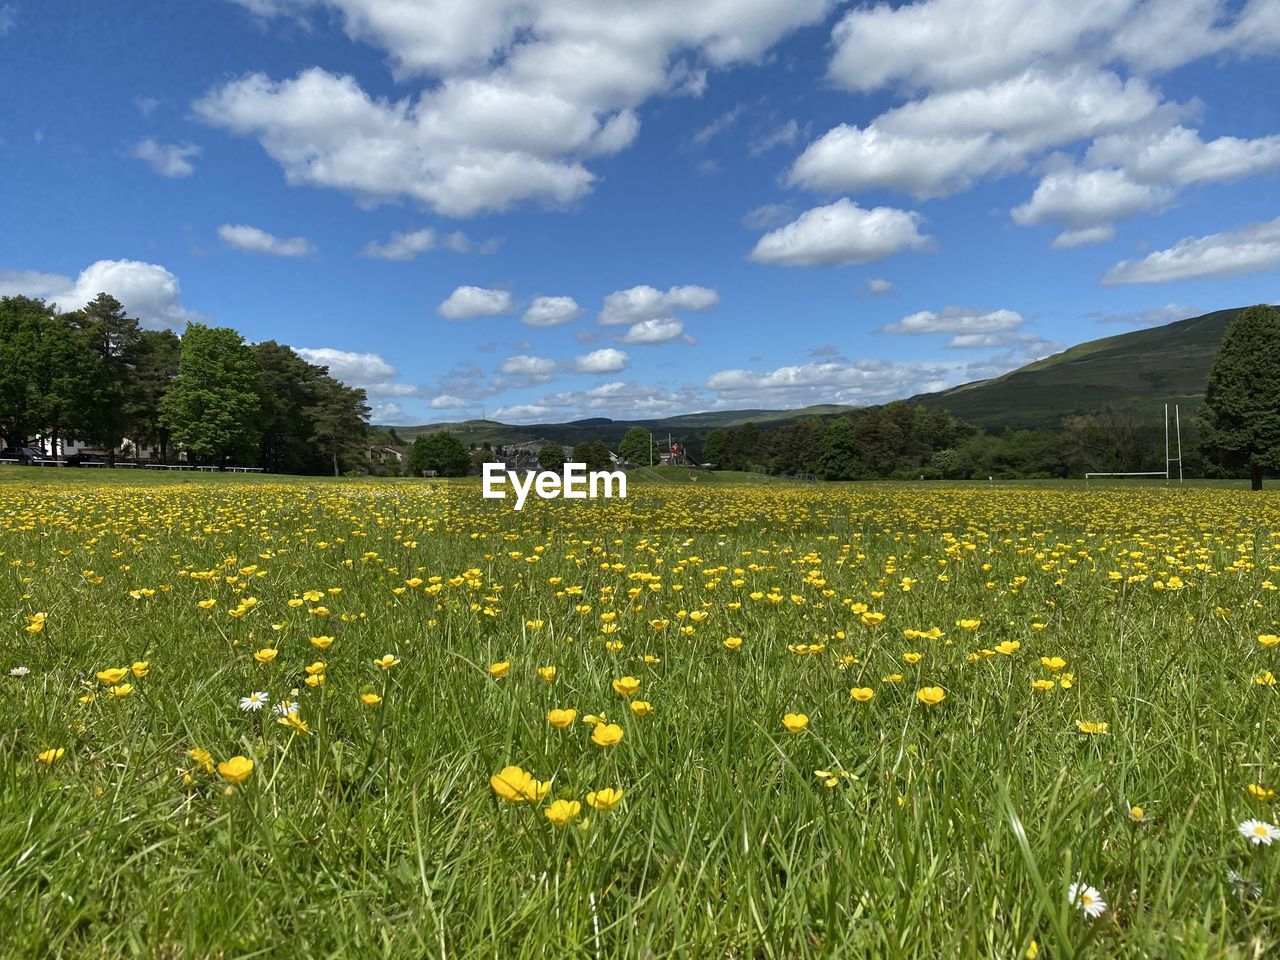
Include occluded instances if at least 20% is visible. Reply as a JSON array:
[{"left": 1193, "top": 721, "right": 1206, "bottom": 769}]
[
  {"left": 884, "top": 307, "right": 1024, "bottom": 335},
  {"left": 1011, "top": 168, "right": 1171, "bottom": 231},
  {"left": 218, "top": 223, "right": 317, "bottom": 257},
  {"left": 130, "top": 139, "right": 201, "bottom": 177},
  {"left": 0, "top": 259, "right": 201, "bottom": 330},
  {"left": 430, "top": 394, "right": 472, "bottom": 409},
  {"left": 437, "top": 285, "right": 513, "bottom": 319},
  {"left": 598, "top": 284, "right": 719, "bottom": 326},
  {"left": 294, "top": 347, "right": 396, "bottom": 385},
  {"left": 619, "top": 317, "right": 686, "bottom": 344},
  {"left": 1095, "top": 303, "right": 1196, "bottom": 327},
  {"left": 522, "top": 295, "right": 581, "bottom": 327},
  {"left": 1051, "top": 226, "right": 1116, "bottom": 249},
  {"left": 200, "top": 1, "right": 834, "bottom": 216},
  {"left": 361, "top": 227, "right": 489, "bottom": 260},
  {"left": 575, "top": 347, "right": 629, "bottom": 373},
  {"left": 1102, "top": 216, "right": 1280, "bottom": 285},
  {"left": 749, "top": 199, "right": 931, "bottom": 267},
  {"left": 867, "top": 278, "right": 893, "bottom": 294},
  {"left": 499, "top": 355, "right": 558, "bottom": 380}
]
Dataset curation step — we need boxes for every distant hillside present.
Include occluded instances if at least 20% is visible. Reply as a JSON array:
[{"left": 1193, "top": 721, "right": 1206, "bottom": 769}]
[
  {"left": 388, "top": 404, "right": 856, "bottom": 450},
  {"left": 379, "top": 307, "right": 1257, "bottom": 443},
  {"left": 909, "top": 306, "right": 1246, "bottom": 429}
]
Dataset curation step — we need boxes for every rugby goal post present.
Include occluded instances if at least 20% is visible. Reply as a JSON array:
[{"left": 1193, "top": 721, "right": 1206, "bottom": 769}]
[{"left": 1084, "top": 404, "right": 1183, "bottom": 483}]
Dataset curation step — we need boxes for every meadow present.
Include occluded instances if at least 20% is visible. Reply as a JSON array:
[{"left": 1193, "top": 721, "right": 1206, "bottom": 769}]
[{"left": 3, "top": 469, "right": 1280, "bottom": 958}]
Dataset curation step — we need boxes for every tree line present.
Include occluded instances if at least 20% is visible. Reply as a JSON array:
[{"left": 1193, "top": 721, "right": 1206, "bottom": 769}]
[{"left": 0, "top": 294, "right": 370, "bottom": 473}]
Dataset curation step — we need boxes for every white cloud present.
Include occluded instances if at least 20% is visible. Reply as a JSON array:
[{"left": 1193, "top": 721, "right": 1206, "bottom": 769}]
[
  {"left": 826, "top": 0, "right": 1276, "bottom": 93},
  {"left": 437, "top": 285, "right": 513, "bottom": 319},
  {"left": 619, "top": 317, "right": 685, "bottom": 344},
  {"left": 749, "top": 119, "right": 799, "bottom": 156},
  {"left": 0, "top": 4, "right": 16, "bottom": 36},
  {"left": 1051, "top": 226, "right": 1116, "bottom": 249},
  {"left": 130, "top": 139, "right": 201, "bottom": 178},
  {"left": 361, "top": 227, "right": 485, "bottom": 260},
  {"left": 499, "top": 355, "right": 557, "bottom": 379},
  {"left": 827, "top": 0, "right": 1131, "bottom": 92},
  {"left": 295, "top": 347, "right": 395, "bottom": 385},
  {"left": 884, "top": 307, "right": 1025, "bottom": 336},
  {"left": 0, "top": 259, "right": 201, "bottom": 330},
  {"left": 1011, "top": 168, "right": 1171, "bottom": 229},
  {"left": 1102, "top": 216, "right": 1280, "bottom": 285},
  {"left": 788, "top": 68, "right": 1162, "bottom": 198},
  {"left": 522, "top": 295, "right": 581, "bottom": 327},
  {"left": 492, "top": 403, "right": 553, "bottom": 422},
  {"left": 867, "top": 278, "right": 893, "bottom": 294},
  {"left": 369, "top": 400, "right": 410, "bottom": 423},
  {"left": 598, "top": 284, "right": 719, "bottom": 325},
  {"left": 741, "top": 203, "right": 796, "bottom": 230},
  {"left": 218, "top": 223, "right": 317, "bottom": 257},
  {"left": 199, "top": 1, "right": 835, "bottom": 216},
  {"left": 1086, "top": 125, "right": 1280, "bottom": 187},
  {"left": 1096, "top": 303, "right": 1196, "bottom": 327},
  {"left": 430, "top": 394, "right": 471, "bottom": 409},
  {"left": 749, "top": 198, "right": 931, "bottom": 267},
  {"left": 575, "top": 347, "right": 629, "bottom": 373}
]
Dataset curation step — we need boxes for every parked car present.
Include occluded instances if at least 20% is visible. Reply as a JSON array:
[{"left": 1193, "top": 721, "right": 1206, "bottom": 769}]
[
  {"left": 66, "top": 452, "right": 106, "bottom": 467},
  {"left": 0, "top": 446, "right": 46, "bottom": 464}
]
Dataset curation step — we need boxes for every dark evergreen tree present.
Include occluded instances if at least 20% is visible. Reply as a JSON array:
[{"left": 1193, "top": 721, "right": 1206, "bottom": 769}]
[{"left": 1199, "top": 304, "right": 1280, "bottom": 490}]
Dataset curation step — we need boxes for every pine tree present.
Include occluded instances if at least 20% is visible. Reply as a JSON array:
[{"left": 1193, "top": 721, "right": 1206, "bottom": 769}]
[{"left": 1199, "top": 305, "right": 1280, "bottom": 490}]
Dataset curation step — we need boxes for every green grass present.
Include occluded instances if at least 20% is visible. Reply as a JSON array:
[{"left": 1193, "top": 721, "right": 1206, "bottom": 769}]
[{"left": 2, "top": 471, "right": 1280, "bottom": 957}]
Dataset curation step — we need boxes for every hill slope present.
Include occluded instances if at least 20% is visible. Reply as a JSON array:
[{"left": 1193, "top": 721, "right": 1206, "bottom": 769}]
[
  {"left": 909, "top": 307, "right": 1243, "bottom": 429},
  {"left": 382, "top": 307, "right": 1254, "bottom": 443}
]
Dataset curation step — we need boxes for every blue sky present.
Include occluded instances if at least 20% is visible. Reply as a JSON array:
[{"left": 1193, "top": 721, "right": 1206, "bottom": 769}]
[{"left": 1, "top": 0, "right": 1278, "bottom": 425}]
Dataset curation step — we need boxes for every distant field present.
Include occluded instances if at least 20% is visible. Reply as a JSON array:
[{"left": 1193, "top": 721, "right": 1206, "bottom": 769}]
[{"left": 3, "top": 472, "right": 1280, "bottom": 955}]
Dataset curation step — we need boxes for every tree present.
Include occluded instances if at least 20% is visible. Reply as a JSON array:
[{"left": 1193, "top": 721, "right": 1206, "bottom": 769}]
[
  {"left": 66, "top": 293, "right": 142, "bottom": 457},
  {"left": 253, "top": 341, "right": 330, "bottom": 474},
  {"left": 1199, "top": 305, "right": 1280, "bottom": 490},
  {"left": 618, "top": 427, "right": 654, "bottom": 466},
  {"left": 161, "top": 323, "right": 262, "bottom": 467},
  {"left": 407, "top": 431, "right": 470, "bottom": 477},
  {"left": 124, "top": 329, "right": 180, "bottom": 461},
  {"left": 701, "top": 428, "right": 727, "bottom": 467},
  {"left": 590, "top": 439, "right": 612, "bottom": 471},
  {"left": 571, "top": 441, "right": 593, "bottom": 466},
  {"left": 539, "top": 442, "right": 566, "bottom": 470},
  {"left": 307, "top": 377, "right": 371, "bottom": 476}
]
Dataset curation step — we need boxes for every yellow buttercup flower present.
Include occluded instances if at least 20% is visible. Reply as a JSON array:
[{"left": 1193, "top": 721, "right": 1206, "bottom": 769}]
[
  {"left": 537, "top": 665, "right": 557, "bottom": 682},
  {"left": 37, "top": 747, "right": 65, "bottom": 765},
  {"left": 630, "top": 700, "right": 652, "bottom": 717},
  {"left": 96, "top": 667, "right": 128, "bottom": 686},
  {"left": 252, "top": 648, "right": 279, "bottom": 664},
  {"left": 130, "top": 661, "right": 149, "bottom": 678},
  {"left": 547, "top": 708, "right": 577, "bottom": 729},
  {"left": 782, "top": 713, "right": 809, "bottom": 733},
  {"left": 310, "top": 635, "right": 334, "bottom": 650},
  {"left": 591, "top": 723, "right": 624, "bottom": 747},
  {"left": 108, "top": 683, "right": 133, "bottom": 698},
  {"left": 611, "top": 676, "right": 641, "bottom": 698},
  {"left": 723, "top": 636, "right": 743, "bottom": 650},
  {"left": 915, "top": 686, "right": 946, "bottom": 706},
  {"left": 489, "top": 765, "right": 549, "bottom": 803},
  {"left": 994, "top": 640, "right": 1020, "bottom": 656},
  {"left": 1259, "top": 634, "right": 1280, "bottom": 648},
  {"left": 1076, "top": 721, "right": 1109, "bottom": 735},
  {"left": 1248, "top": 783, "right": 1277, "bottom": 801},
  {"left": 1032, "top": 679, "right": 1055, "bottom": 692},
  {"left": 374, "top": 654, "right": 400, "bottom": 669},
  {"left": 361, "top": 693, "right": 382, "bottom": 705},
  {"left": 278, "top": 711, "right": 312, "bottom": 735},
  {"left": 488, "top": 661, "right": 511, "bottom": 679},
  {"left": 544, "top": 799, "right": 581, "bottom": 827},
  {"left": 217, "top": 755, "right": 254, "bottom": 784},
  {"left": 1040, "top": 656, "right": 1067, "bottom": 671},
  {"left": 850, "top": 687, "right": 875, "bottom": 702},
  {"left": 587, "top": 787, "right": 623, "bottom": 811}
]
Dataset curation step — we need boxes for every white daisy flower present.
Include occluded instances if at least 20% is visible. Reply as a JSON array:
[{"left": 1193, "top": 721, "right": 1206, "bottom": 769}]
[
  {"left": 1068, "top": 881, "right": 1107, "bottom": 918},
  {"left": 1239, "top": 819, "right": 1280, "bottom": 846},
  {"left": 239, "top": 691, "right": 269, "bottom": 712},
  {"left": 9, "top": 666, "right": 30, "bottom": 677},
  {"left": 272, "top": 699, "right": 299, "bottom": 716}
]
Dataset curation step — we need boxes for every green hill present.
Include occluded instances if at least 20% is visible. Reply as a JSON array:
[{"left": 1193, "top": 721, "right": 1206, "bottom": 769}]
[
  {"left": 380, "top": 307, "right": 1258, "bottom": 443},
  {"left": 389, "top": 404, "right": 856, "bottom": 449},
  {"left": 908, "top": 306, "right": 1245, "bottom": 429}
]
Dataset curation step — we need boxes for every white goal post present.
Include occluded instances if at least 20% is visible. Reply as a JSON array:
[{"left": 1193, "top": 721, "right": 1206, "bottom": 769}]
[{"left": 1083, "top": 404, "right": 1183, "bottom": 483}]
